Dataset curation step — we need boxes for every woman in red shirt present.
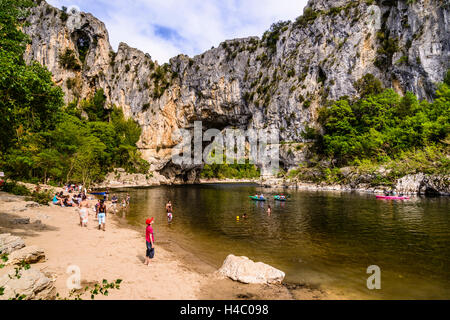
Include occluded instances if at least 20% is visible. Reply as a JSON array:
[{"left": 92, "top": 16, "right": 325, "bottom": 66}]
[{"left": 145, "top": 218, "right": 155, "bottom": 265}]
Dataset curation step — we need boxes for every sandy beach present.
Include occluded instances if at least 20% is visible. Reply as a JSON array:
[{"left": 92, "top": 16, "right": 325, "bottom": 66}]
[{"left": 0, "top": 190, "right": 336, "bottom": 300}]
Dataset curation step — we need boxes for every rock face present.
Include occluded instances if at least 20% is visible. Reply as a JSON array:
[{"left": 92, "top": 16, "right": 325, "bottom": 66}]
[
  {"left": 396, "top": 174, "right": 450, "bottom": 195},
  {"left": 0, "top": 269, "right": 55, "bottom": 300},
  {"left": 94, "top": 168, "right": 170, "bottom": 188},
  {"left": 218, "top": 254, "right": 285, "bottom": 284},
  {"left": 6, "top": 245, "right": 46, "bottom": 265},
  {"left": 0, "top": 233, "right": 26, "bottom": 254},
  {"left": 23, "top": 0, "right": 450, "bottom": 180}
]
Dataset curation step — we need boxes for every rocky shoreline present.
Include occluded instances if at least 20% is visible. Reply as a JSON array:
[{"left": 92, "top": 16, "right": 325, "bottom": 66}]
[
  {"left": 93, "top": 168, "right": 449, "bottom": 196},
  {"left": 260, "top": 173, "right": 450, "bottom": 196}
]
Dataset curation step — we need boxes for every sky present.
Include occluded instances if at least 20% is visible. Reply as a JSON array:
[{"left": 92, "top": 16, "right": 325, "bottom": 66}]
[{"left": 46, "top": 0, "right": 309, "bottom": 63}]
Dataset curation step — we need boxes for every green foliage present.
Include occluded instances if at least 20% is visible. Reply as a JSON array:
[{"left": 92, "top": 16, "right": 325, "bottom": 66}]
[
  {"left": 294, "top": 7, "right": 319, "bottom": 28},
  {"left": 151, "top": 64, "right": 172, "bottom": 99},
  {"left": 0, "top": 181, "right": 31, "bottom": 196},
  {"left": 27, "top": 189, "right": 53, "bottom": 205},
  {"left": 58, "top": 48, "right": 81, "bottom": 71},
  {"left": 314, "top": 78, "right": 450, "bottom": 166},
  {"left": 374, "top": 32, "right": 399, "bottom": 70},
  {"left": 354, "top": 74, "right": 384, "bottom": 98},
  {"left": 200, "top": 153, "right": 261, "bottom": 179},
  {"left": 0, "top": 0, "right": 34, "bottom": 57},
  {"left": 81, "top": 88, "right": 108, "bottom": 121},
  {"left": 262, "top": 20, "right": 289, "bottom": 54},
  {"left": 60, "top": 279, "right": 122, "bottom": 300},
  {"left": 0, "top": 0, "right": 150, "bottom": 187}
]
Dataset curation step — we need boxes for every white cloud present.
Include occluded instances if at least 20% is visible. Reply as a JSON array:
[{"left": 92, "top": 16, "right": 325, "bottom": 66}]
[{"left": 46, "top": 0, "right": 309, "bottom": 63}]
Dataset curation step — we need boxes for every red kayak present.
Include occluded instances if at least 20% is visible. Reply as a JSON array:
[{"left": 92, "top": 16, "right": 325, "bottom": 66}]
[{"left": 376, "top": 195, "right": 410, "bottom": 200}]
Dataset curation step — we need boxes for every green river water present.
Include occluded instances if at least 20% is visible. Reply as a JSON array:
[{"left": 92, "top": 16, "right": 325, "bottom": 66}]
[{"left": 109, "top": 183, "right": 450, "bottom": 299}]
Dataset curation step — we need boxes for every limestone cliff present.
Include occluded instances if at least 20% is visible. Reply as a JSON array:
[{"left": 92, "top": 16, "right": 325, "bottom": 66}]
[{"left": 23, "top": 0, "right": 449, "bottom": 182}]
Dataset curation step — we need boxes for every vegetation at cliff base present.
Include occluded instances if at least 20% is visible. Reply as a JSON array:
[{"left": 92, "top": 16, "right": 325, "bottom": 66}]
[
  {"left": 200, "top": 152, "right": 261, "bottom": 180},
  {"left": 295, "top": 73, "right": 450, "bottom": 185},
  {"left": 0, "top": 0, "right": 149, "bottom": 187},
  {"left": 314, "top": 74, "right": 449, "bottom": 166}
]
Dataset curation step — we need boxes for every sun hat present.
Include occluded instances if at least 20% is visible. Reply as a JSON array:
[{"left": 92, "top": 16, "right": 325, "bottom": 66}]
[{"left": 146, "top": 218, "right": 154, "bottom": 225}]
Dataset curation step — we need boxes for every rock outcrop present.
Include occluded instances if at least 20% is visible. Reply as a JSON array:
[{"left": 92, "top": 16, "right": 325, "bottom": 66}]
[
  {"left": 0, "top": 233, "right": 26, "bottom": 254},
  {"left": 0, "top": 268, "right": 55, "bottom": 300},
  {"left": 6, "top": 245, "right": 46, "bottom": 265},
  {"left": 23, "top": 0, "right": 450, "bottom": 180},
  {"left": 395, "top": 173, "right": 450, "bottom": 195},
  {"left": 218, "top": 254, "right": 285, "bottom": 284},
  {"left": 93, "top": 168, "right": 170, "bottom": 188}
]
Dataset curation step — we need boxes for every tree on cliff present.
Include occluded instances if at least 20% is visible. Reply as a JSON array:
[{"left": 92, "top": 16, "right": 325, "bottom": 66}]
[{"left": 0, "top": 0, "right": 149, "bottom": 186}]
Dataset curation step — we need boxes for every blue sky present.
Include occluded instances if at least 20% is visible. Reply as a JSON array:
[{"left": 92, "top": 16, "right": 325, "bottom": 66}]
[{"left": 47, "top": 0, "right": 309, "bottom": 63}]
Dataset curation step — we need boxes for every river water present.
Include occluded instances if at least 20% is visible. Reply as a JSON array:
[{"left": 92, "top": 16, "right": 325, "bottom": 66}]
[{"left": 110, "top": 183, "right": 450, "bottom": 299}]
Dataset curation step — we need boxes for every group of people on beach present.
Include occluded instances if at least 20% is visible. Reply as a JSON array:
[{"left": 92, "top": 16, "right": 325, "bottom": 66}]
[
  {"left": 64, "top": 183, "right": 84, "bottom": 194},
  {"left": 52, "top": 191, "right": 81, "bottom": 207},
  {"left": 52, "top": 189, "right": 131, "bottom": 231}
]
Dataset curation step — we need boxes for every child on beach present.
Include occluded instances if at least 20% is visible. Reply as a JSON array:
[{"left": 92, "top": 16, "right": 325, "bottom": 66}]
[{"left": 145, "top": 218, "right": 155, "bottom": 265}]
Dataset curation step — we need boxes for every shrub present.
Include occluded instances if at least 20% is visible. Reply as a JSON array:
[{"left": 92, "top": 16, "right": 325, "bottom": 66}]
[
  {"left": 59, "top": 49, "right": 81, "bottom": 71},
  {"left": 1, "top": 182, "right": 31, "bottom": 196},
  {"left": 28, "top": 190, "right": 52, "bottom": 205}
]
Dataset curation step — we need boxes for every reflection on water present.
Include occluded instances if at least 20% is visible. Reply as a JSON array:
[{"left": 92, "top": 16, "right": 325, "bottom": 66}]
[{"left": 112, "top": 184, "right": 450, "bottom": 299}]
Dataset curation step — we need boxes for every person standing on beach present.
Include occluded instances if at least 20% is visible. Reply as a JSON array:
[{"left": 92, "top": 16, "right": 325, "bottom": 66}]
[
  {"left": 94, "top": 199, "right": 101, "bottom": 219},
  {"left": 79, "top": 195, "right": 90, "bottom": 227},
  {"left": 267, "top": 205, "right": 272, "bottom": 216},
  {"left": 126, "top": 193, "right": 130, "bottom": 206},
  {"left": 145, "top": 218, "right": 155, "bottom": 265},
  {"left": 98, "top": 200, "right": 107, "bottom": 231}
]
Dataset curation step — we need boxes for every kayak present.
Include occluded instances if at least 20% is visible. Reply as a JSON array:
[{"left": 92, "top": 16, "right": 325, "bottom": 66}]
[
  {"left": 274, "top": 195, "right": 287, "bottom": 201},
  {"left": 376, "top": 195, "right": 410, "bottom": 200},
  {"left": 249, "top": 196, "right": 266, "bottom": 201},
  {"left": 89, "top": 192, "right": 106, "bottom": 196}
]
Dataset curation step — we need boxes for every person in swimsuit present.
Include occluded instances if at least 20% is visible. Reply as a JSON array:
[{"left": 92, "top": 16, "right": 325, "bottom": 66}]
[
  {"left": 94, "top": 199, "right": 101, "bottom": 219},
  {"left": 166, "top": 200, "right": 173, "bottom": 223},
  {"left": 79, "top": 195, "right": 90, "bottom": 227},
  {"left": 267, "top": 204, "right": 272, "bottom": 216},
  {"left": 97, "top": 200, "right": 107, "bottom": 231}
]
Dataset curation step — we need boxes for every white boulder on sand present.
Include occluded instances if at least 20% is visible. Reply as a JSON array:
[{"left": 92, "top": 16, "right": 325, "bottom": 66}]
[
  {"left": 0, "top": 268, "right": 55, "bottom": 300},
  {"left": 0, "top": 233, "right": 26, "bottom": 254},
  {"left": 218, "top": 254, "right": 285, "bottom": 284},
  {"left": 6, "top": 245, "right": 45, "bottom": 265}
]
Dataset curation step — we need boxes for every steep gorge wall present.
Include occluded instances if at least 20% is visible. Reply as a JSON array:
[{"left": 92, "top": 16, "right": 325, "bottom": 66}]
[{"left": 23, "top": 0, "right": 449, "bottom": 181}]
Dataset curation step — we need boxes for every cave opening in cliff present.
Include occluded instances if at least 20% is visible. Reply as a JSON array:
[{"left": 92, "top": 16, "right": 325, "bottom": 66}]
[
  {"left": 424, "top": 187, "right": 440, "bottom": 197},
  {"left": 71, "top": 30, "right": 91, "bottom": 64}
]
